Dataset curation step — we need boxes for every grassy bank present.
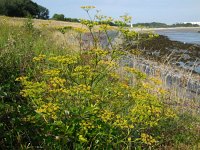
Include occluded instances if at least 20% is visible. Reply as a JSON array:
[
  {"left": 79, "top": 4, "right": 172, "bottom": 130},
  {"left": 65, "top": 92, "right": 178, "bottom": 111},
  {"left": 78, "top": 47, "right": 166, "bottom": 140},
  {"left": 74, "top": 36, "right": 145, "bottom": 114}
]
[
  {"left": 0, "top": 16, "right": 83, "bottom": 29},
  {"left": 0, "top": 13, "right": 200, "bottom": 149}
]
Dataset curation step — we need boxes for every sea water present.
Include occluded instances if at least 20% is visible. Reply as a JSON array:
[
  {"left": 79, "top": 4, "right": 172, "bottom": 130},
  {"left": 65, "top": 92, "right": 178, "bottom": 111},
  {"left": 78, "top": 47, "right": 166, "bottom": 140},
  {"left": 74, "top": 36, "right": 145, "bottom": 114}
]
[
  {"left": 155, "top": 28, "right": 200, "bottom": 74},
  {"left": 155, "top": 27, "right": 200, "bottom": 45}
]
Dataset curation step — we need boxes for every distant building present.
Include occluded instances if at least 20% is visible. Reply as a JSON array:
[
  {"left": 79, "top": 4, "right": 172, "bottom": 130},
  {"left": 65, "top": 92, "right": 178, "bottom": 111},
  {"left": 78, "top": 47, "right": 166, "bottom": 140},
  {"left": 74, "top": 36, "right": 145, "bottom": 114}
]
[{"left": 183, "top": 22, "right": 200, "bottom": 25}]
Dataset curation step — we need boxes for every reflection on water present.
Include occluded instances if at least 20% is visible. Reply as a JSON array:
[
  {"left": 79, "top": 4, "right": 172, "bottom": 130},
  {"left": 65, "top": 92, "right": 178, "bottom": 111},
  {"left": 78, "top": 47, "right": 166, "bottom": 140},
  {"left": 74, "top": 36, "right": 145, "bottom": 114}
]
[
  {"left": 155, "top": 28, "right": 200, "bottom": 45},
  {"left": 154, "top": 28, "right": 200, "bottom": 74},
  {"left": 176, "top": 61, "right": 200, "bottom": 74}
]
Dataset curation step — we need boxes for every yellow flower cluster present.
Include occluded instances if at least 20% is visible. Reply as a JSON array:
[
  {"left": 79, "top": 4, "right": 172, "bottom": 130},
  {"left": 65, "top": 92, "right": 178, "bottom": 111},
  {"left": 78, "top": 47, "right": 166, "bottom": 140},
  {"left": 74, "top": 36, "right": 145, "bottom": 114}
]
[
  {"left": 99, "top": 60, "right": 116, "bottom": 67},
  {"left": 81, "top": 6, "right": 95, "bottom": 9},
  {"left": 74, "top": 27, "right": 87, "bottom": 33},
  {"left": 70, "top": 84, "right": 91, "bottom": 95},
  {"left": 80, "top": 19, "right": 97, "bottom": 29},
  {"left": 91, "top": 49, "right": 109, "bottom": 57},
  {"left": 49, "top": 88, "right": 69, "bottom": 95},
  {"left": 80, "top": 120, "right": 95, "bottom": 130},
  {"left": 49, "top": 77, "right": 66, "bottom": 88},
  {"left": 20, "top": 81, "right": 47, "bottom": 98},
  {"left": 48, "top": 55, "right": 78, "bottom": 64},
  {"left": 99, "top": 24, "right": 113, "bottom": 31},
  {"left": 100, "top": 110, "right": 114, "bottom": 123},
  {"left": 121, "top": 28, "right": 138, "bottom": 38},
  {"left": 75, "top": 65, "right": 90, "bottom": 72},
  {"left": 140, "top": 133, "right": 156, "bottom": 146},
  {"left": 43, "top": 69, "right": 60, "bottom": 76},
  {"left": 36, "top": 102, "right": 59, "bottom": 120},
  {"left": 113, "top": 115, "right": 134, "bottom": 129},
  {"left": 72, "top": 65, "right": 93, "bottom": 80},
  {"left": 142, "top": 82, "right": 153, "bottom": 90},
  {"left": 131, "top": 90, "right": 149, "bottom": 101},
  {"left": 78, "top": 135, "right": 88, "bottom": 143},
  {"left": 157, "top": 88, "right": 168, "bottom": 95},
  {"left": 124, "top": 66, "right": 147, "bottom": 79},
  {"left": 109, "top": 72, "right": 120, "bottom": 80},
  {"left": 16, "top": 76, "right": 28, "bottom": 82},
  {"left": 80, "top": 6, "right": 95, "bottom": 12},
  {"left": 33, "top": 54, "right": 46, "bottom": 62},
  {"left": 165, "top": 108, "right": 177, "bottom": 118},
  {"left": 130, "top": 90, "right": 163, "bottom": 127},
  {"left": 149, "top": 77, "right": 162, "bottom": 85}
]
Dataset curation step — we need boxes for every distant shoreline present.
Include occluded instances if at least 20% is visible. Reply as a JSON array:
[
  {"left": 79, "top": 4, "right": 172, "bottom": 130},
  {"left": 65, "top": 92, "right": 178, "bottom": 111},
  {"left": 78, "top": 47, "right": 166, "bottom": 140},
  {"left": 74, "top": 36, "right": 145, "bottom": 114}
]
[{"left": 132, "top": 26, "right": 200, "bottom": 31}]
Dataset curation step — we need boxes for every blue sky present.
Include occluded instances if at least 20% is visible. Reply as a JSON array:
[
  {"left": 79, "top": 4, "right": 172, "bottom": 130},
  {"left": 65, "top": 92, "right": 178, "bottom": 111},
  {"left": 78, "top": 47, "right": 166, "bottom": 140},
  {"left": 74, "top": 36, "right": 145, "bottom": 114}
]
[{"left": 32, "top": 0, "right": 200, "bottom": 24}]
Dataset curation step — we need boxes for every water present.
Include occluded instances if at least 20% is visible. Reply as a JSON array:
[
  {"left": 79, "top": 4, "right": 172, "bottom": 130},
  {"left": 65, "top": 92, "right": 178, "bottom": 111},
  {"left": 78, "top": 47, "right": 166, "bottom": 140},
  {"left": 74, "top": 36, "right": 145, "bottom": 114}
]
[
  {"left": 154, "top": 28, "right": 200, "bottom": 74},
  {"left": 155, "top": 28, "right": 200, "bottom": 45}
]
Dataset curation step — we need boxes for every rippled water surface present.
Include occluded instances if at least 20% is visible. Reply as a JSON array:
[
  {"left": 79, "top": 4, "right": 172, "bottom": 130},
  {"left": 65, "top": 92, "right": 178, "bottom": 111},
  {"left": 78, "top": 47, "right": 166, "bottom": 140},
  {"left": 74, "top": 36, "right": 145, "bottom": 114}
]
[{"left": 155, "top": 28, "right": 200, "bottom": 45}]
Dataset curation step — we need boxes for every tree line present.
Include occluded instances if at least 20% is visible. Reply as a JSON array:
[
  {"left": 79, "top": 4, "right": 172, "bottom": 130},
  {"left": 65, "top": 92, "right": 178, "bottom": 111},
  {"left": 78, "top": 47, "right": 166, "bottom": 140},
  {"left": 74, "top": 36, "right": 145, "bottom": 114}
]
[
  {"left": 132, "top": 22, "right": 200, "bottom": 28},
  {"left": 51, "top": 13, "right": 119, "bottom": 26},
  {"left": 0, "top": 0, "right": 49, "bottom": 19},
  {"left": 51, "top": 14, "right": 200, "bottom": 28},
  {"left": 52, "top": 14, "right": 80, "bottom": 23}
]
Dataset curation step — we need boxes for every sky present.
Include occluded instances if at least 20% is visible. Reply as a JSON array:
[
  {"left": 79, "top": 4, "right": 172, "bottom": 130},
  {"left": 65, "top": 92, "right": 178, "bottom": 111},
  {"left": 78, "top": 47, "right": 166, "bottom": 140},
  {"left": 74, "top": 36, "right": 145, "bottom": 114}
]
[{"left": 32, "top": 0, "right": 200, "bottom": 24}]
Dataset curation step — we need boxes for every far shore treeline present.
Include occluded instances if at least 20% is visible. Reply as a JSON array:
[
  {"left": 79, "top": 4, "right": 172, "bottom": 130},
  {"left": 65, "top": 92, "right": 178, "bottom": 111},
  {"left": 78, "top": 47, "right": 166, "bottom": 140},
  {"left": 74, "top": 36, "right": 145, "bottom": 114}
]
[
  {"left": 132, "top": 22, "right": 200, "bottom": 28},
  {"left": 51, "top": 13, "right": 200, "bottom": 28}
]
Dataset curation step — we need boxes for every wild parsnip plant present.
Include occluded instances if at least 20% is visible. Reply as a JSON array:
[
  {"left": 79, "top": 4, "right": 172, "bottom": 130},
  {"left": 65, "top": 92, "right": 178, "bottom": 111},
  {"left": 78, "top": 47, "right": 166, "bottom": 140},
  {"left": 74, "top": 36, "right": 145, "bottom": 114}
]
[
  {"left": 17, "top": 47, "right": 177, "bottom": 149},
  {"left": 1, "top": 6, "right": 200, "bottom": 150}
]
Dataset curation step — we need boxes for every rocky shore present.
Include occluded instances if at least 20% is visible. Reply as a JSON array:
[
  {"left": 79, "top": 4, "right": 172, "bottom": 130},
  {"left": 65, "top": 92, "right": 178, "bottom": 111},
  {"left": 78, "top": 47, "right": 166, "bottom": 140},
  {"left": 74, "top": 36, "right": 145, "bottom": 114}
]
[
  {"left": 118, "top": 33, "right": 200, "bottom": 102},
  {"left": 135, "top": 35, "right": 200, "bottom": 74}
]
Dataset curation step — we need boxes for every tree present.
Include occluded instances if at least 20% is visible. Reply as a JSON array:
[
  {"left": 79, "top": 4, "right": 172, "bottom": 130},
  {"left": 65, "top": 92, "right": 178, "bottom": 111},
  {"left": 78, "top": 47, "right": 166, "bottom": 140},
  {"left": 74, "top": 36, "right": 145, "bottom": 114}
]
[
  {"left": 0, "top": 0, "right": 49, "bottom": 19},
  {"left": 52, "top": 14, "right": 65, "bottom": 21},
  {"left": 0, "top": 0, "right": 8, "bottom": 15},
  {"left": 37, "top": 5, "right": 49, "bottom": 19}
]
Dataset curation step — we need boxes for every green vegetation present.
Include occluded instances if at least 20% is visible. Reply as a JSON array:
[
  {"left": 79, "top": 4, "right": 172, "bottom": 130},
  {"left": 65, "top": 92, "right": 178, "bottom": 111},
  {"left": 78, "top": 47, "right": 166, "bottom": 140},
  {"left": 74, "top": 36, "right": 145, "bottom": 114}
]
[
  {"left": 52, "top": 13, "right": 80, "bottom": 23},
  {"left": 51, "top": 15, "right": 200, "bottom": 28},
  {"left": 0, "top": 6, "right": 200, "bottom": 149},
  {"left": 0, "top": 0, "right": 49, "bottom": 19},
  {"left": 171, "top": 22, "right": 200, "bottom": 27},
  {"left": 132, "top": 22, "right": 200, "bottom": 28},
  {"left": 52, "top": 14, "right": 65, "bottom": 21},
  {"left": 132, "top": 22, "right": 169, "bottom": 28},
  {"left": 65, "top": 17, "right": 80, "bottom": 23}
]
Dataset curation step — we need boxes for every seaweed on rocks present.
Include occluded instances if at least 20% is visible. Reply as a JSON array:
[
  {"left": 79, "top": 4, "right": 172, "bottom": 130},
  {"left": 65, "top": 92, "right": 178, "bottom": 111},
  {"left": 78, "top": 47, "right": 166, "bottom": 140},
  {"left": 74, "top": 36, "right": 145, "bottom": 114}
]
[{"left": 123, "top": 34, "right": 200, "bottom": 73}]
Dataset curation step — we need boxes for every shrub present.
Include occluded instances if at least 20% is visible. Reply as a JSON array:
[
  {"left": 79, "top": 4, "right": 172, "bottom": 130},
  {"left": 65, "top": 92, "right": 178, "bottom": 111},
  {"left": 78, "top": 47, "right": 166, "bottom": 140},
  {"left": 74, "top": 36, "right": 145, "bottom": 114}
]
[
  {"left": 52, "top": 14, "right": 65, "bottom": 21},
  {"left": 16, "top": 48, "right": 179, "bottom": 149}
]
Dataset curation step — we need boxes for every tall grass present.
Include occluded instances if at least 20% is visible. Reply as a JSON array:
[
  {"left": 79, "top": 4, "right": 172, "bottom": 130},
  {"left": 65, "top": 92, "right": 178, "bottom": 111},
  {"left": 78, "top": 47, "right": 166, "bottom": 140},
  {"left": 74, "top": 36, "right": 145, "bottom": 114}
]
[{"left": 0, "top": 18, "right": 76, "bottom": 149}]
